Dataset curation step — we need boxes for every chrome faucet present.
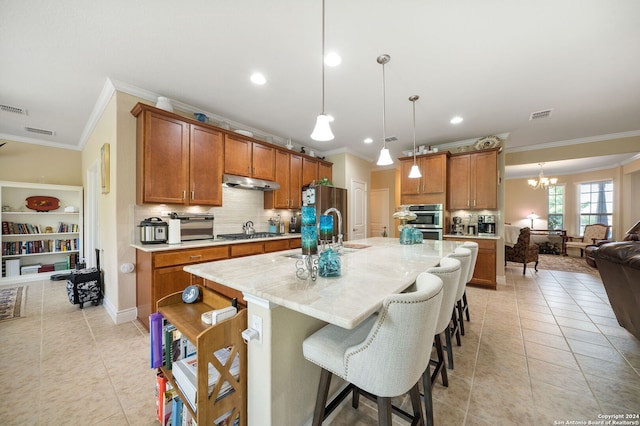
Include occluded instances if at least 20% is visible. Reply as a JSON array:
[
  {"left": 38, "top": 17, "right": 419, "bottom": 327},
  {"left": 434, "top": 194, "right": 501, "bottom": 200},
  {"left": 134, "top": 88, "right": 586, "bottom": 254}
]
[{"left": 323, "top": 208, "right": 343, "bottom": 250}]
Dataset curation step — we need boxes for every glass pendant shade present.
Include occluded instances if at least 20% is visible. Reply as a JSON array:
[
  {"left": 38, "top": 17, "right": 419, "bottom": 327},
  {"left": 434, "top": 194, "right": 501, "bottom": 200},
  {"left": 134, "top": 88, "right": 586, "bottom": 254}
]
[
  {"left": 408, "top": 163, "right": 422, "bottom": 178},
  {"left": 377, "top": 147, "right": 393, "bottom": 166},
  {"left": 311, "top": 113, "right": 334, "bottom": 141}
]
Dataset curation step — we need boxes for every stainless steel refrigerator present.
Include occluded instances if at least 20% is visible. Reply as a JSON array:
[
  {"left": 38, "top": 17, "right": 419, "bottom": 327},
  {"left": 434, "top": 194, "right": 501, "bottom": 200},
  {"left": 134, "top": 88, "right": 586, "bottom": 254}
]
[{"left": 302, "top": 185, "right": 348, "bottom": 241}]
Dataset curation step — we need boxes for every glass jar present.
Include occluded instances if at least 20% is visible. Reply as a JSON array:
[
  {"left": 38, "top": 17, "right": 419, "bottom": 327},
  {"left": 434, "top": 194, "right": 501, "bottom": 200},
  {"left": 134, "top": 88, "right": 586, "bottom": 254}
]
[
  {"left": 319, "top": 248, "right": 341, "bottom": 277},
  {"left": 400, "top": 226, "right": 414, "bottom": 245},
  {"left": 412, "top": 228, "right": 423, "bottom": 244}
]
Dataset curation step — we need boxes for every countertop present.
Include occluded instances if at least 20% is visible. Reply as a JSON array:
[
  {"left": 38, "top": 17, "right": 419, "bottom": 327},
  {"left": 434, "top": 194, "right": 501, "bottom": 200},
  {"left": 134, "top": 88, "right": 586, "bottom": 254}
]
[
  {"left": 443, "top": 233, "right": 500, "bottom": 240},
  {"left": 131, "top": 233, "right": 301, "bottom": 252},
  {"left": 184, "top": 237, "right": 460, "bottom": 329}
]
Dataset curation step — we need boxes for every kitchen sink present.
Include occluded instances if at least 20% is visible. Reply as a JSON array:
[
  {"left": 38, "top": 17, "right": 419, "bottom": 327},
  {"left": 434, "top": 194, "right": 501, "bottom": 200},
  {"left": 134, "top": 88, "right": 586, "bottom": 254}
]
[{"left": 281, "top": 248, "right": 358, "bottom": 259}]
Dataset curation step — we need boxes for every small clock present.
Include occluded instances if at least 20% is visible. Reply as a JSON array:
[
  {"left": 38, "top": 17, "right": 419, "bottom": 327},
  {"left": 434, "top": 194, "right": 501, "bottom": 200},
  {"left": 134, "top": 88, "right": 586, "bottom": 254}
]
[{"left": 182, "top": 285, "right": 200, "bottom": 304}]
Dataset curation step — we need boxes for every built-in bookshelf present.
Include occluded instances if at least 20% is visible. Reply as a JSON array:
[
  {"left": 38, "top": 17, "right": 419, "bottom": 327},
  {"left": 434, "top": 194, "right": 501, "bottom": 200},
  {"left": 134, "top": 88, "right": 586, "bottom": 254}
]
[{"left": 1, "top": 181, "right": 83, "bottom": 281}]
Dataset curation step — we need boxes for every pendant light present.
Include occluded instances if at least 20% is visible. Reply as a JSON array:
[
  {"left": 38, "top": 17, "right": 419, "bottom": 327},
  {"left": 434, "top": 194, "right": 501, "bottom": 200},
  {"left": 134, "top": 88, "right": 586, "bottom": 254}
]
[
  {"left": 408, "top": 95, "right": 422, "bottom": 178},
  {"left": 310, "top": 0, "right": 334, "bottom": 141},
  {"left": 376, "top": 54, "right": 393, "bottom": 166}
]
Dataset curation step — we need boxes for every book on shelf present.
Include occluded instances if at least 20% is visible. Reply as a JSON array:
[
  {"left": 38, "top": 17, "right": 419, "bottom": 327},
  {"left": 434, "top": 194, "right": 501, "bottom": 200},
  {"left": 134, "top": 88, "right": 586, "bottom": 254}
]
[
  {"left": 171, "top": 348, "right": 240, "bottom": 412},
  {"left": 155, "top": 371, "right": 169, "bottom": 424},
  {"left": 5, "top": 259, "right": 20, "bottom": 277},
  {"left": 171, "top": 395, "right": 184, "bottom": 426},
  {"left": 150, "top": 312, "right": 164, "bottom": 369}
]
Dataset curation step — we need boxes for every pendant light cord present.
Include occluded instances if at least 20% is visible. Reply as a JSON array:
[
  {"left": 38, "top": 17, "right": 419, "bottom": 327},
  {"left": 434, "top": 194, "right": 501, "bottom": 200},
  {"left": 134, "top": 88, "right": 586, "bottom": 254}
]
[
  {"left": 412, "top": 98, "right": 417, "bottom": 163},
  {"left": 321, "top": 0, "right": 326, "bottom": 114},
  {"left": 382, "top": 61, "right": 387, "bottom": 148}
]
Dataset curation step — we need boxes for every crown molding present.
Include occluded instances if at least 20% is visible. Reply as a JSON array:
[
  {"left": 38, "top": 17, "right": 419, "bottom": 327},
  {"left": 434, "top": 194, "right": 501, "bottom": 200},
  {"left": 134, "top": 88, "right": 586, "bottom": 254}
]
[{"left": 505, "top": 130, "right": 640, "bottom": 154}]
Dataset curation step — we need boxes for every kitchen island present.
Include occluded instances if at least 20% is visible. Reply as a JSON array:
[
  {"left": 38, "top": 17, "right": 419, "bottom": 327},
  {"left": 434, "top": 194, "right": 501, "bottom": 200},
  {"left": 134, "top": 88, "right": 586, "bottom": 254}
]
[{"left": 185, "top": 237, "right": 460, "bottom": 425}]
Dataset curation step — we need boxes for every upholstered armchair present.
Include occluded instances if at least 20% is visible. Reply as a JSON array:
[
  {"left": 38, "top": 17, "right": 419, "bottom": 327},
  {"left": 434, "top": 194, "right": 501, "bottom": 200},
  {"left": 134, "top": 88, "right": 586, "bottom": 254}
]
[
  {"left": 565, "top": 224, "right": 610, "bottom": 257},
  {"left": 505, "top": 227, "right": 539, "bottom": 275}
]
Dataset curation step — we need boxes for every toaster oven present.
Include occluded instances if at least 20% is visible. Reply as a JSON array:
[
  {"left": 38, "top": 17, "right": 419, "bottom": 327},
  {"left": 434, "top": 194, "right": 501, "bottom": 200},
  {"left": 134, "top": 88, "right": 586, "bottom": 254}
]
[{"left": 170, "top": 213, "right": 214, "bottom": 241}]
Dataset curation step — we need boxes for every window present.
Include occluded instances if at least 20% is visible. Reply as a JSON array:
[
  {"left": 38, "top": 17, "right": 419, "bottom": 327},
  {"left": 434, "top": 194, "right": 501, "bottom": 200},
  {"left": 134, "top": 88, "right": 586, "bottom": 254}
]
[
  {"left": 548, "top": 185, "right": 564, "bottom": 230},
  {"left": 578, "top": 180, "right": 613, "bottom": 236}
]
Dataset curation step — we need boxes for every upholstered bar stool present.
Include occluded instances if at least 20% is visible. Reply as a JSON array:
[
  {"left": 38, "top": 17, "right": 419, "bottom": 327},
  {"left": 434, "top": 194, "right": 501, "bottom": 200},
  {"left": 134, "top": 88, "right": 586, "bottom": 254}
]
[
  {"left": 302, "top": 273, "right": 444, "bottom": 426},
  {"left": 445, "top": 247, "right": 472, "bottom": 367},
  {"left": 424, "top": 257, "right": 461, "bottom": 388},
  {"left": 459, "top": 241, "right": 479, "bottom": 328}
]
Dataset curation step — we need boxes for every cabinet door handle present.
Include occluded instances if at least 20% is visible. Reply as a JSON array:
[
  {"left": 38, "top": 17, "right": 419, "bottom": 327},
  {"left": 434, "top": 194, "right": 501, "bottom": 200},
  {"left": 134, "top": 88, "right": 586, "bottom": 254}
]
[
  {"left": 253, "top": 167, "right": 256, "bottom": 175},
  {"left": 191, "top": 191, "right": 195, "bottom": 200},
  {"left": 182, "top": 190, "right": 186, "bottom": 200},
  {"left": 189, "top": 255, "right": 202, "bottom": 259}
]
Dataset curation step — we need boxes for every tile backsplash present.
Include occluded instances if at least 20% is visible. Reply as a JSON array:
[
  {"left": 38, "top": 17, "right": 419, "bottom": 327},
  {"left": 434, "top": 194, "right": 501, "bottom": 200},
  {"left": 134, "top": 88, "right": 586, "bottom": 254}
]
[{"left": 131, "top": 186, "right": 295, "bottom": 243}]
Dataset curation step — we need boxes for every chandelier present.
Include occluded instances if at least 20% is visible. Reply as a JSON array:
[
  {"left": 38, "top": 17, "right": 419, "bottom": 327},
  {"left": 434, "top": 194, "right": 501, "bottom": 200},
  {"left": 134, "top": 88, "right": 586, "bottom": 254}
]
[{"left": 528, "top": 163, "right": 557, "bottom": 190}]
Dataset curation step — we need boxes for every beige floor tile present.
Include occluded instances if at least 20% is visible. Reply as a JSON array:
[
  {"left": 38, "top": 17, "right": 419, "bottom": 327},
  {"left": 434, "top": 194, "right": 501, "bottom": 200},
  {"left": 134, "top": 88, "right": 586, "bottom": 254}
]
[
  {"left": 527, "top": 358, "right": 590, "bottom": 393},
  {"left": 560, "top": 327, "right": 614, "bottom": 347},
  {"left": 467, "top": 382, "right": 535, "bottom": 425},
  {"left": 555, "top": 316, "right": 601, "bottom": 332},
  {"left": 524, "top": 341, "right": 579, "bottom": 370},
  {"left": 531, "top": 379, "right": 601, "bottom": 424},
  {"left": 520, "top": 317, "right": 563, "bottom": 336},
  {"left": 584, "top": 373, "right": 640, "bottom": 414},
  {"left": 574, "top": 353, "right": 640, "bottom": 381},
  {"left": 522, "top": 328, "right": 571, "bottom": 351}
]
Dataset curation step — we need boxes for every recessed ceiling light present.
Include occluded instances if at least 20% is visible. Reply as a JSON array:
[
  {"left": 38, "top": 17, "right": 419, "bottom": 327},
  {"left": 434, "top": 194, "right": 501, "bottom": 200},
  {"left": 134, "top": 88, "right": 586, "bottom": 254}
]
[
  {"left": 364, "top": 137, "right": 373, "bottom": 144},
  {"left": 450, "top": 116, "right": 463, "bottom": 124},
  {"left": 325, "top": 52, "right": 342, "bottom": 67},
  {"left": 250, "top": 73, "right": 266, "bottom": 85}
]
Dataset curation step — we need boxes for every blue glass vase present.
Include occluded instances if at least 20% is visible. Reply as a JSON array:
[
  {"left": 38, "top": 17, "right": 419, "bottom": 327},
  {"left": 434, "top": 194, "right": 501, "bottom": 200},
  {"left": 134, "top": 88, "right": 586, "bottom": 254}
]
[
  {"left": 319, "top": 248, "right": 341, "bottom": 277},
  {"left": 400, "top": 226, "right": 414, "bottom": 245},
  {"left": 301, "top": 225, "right": 318, "bottom": 255}
]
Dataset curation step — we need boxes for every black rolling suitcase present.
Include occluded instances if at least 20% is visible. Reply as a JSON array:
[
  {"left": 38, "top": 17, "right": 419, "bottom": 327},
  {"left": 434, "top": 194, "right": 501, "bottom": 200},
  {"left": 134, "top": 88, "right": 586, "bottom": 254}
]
[{"left": 66, "top": 249, "right": 103, "bottom": 308}]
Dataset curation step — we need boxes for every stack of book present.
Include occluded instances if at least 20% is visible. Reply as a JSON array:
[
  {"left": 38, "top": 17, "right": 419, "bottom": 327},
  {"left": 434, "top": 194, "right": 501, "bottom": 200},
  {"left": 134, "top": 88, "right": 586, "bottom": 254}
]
[{"left": 172, "top": 348, "right": 240, "bottom": 413}]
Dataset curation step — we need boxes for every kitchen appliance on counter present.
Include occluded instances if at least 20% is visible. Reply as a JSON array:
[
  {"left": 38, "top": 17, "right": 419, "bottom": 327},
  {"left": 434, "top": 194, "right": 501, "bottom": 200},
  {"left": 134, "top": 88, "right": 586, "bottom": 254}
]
[
  {"left": 302, "top": 185, "right": 347, "bottom": 240},
  {"left": 289, "top": 212, "right": 301, "bottom": 233},
  {"left": 405, "top": 204, "right": 444, "bottom": 240},
  {"left": 169, "top": 213, "right": 215, "bottom": 241},
  {"left": 138, "top": 217, "right": 168, "bottom": 244},
  {"left": 452, "top": 216, "right": 464, "bottom": 235},
  {"left": 478, "top": 214, "right": 496, "bottom": 236}
]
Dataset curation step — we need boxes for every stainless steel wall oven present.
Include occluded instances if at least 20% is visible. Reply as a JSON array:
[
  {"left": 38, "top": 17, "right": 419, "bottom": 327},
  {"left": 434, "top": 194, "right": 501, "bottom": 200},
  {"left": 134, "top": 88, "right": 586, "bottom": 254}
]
[{"left": 405, "top": 204, "right": 444, "bottom": 240}]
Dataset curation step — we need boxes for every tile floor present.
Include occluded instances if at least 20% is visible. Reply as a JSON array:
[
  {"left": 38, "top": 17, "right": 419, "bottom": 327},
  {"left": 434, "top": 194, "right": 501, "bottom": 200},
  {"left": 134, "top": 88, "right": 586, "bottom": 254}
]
[{"left": 1, "top": 262, "right": 639, "bottom": 425}]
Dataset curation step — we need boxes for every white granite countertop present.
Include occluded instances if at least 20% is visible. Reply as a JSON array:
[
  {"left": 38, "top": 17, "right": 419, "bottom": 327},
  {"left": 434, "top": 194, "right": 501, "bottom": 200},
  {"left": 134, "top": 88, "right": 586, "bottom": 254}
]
[
  {"left": 443, "top": 233, "right": 500, "bottom": 240},
  {"left": 131, "top": 233, "right": 301, "bottom": 252},
  {"left": 184, "top": 237, "right": 460, "bottom": 329}
]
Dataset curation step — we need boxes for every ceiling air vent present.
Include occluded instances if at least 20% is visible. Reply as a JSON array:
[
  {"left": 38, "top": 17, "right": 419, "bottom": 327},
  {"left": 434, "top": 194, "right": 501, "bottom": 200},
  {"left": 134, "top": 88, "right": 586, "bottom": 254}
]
[
  {"left": 529, "top": 109, "right": 553, "bottom": 120},
  {"left": 25, "top": 126, "right": 56, "bottom": 136},
  {"left": 0, "top": 104, "right": 27, "bottom": 115},
  {"left": 385, "top": 136, "right": 398, "bottom": 143}
]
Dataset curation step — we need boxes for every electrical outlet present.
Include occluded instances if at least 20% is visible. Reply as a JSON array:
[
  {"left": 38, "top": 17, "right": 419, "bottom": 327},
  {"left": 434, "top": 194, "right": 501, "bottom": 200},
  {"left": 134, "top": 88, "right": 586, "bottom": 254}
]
[{"left": 251, "top": 314, "right": 262, "bottom": 344}]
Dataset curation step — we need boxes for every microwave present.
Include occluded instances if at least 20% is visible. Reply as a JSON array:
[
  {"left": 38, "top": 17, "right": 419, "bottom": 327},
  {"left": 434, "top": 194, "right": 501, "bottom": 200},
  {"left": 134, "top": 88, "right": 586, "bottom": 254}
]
[{"left": 405, "top": 204, "right": 444, "bottom": 229}]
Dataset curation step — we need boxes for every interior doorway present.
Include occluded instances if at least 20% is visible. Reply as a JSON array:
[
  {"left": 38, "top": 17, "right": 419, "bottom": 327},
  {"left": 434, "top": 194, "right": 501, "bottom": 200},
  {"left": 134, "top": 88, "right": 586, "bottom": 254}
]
[
  {"left": 350, "top": 179, "right": 367, "bottom": 240},
  {"left": 85, "top": 160, "right": 100, "bottom": 268},
  {"left": 370, "top": 189, "right": 390, "bottom": 238}
]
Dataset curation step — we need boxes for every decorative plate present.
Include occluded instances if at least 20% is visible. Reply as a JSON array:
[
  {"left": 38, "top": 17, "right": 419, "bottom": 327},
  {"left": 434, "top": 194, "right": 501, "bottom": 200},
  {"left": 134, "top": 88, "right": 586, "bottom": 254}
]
[
  {"left": 182, "top": 285, "right": 200, "bottom": 304},
  {"left": 474, "top": 136, "right": 502, "bottom": 150},
  {"left": 26, "top": 196, "right": 60, "bottom": 212}
]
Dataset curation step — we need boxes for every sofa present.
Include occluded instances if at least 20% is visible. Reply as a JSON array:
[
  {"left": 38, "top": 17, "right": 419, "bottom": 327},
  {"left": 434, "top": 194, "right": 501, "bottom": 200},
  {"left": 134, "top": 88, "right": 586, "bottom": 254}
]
[{"left": 594, "top": 241, "right": 640, "bottom": 340}]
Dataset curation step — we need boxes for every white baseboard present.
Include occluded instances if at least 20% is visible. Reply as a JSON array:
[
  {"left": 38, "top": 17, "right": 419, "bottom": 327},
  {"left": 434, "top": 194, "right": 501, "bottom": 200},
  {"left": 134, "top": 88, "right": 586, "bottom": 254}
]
[{"left": 103, "top": 296, "right": 138, "bottom": 324}]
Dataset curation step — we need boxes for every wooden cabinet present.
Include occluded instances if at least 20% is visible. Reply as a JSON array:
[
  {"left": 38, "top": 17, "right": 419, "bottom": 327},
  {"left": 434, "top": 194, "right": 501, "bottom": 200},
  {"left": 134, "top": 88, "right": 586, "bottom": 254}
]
[
  {"left": 132, "top": 103, "right": 223, "bottom": 206},
  {"left": 224, "top": 134, "right": 275, "bottom": 181},
  {"left": 400, "top": 153, "right": 448, "bottom": 205},
  {"left": 318, "top": 161, "right": 333, "bottom": 182},
  {"left": 264, "top": 150, "right": 303, "bottom": 209},
  {"left": 443, "top": 236, "right": 497, "bottom": 289},
  {"left": 136, "top": 238, "right": 301, "bottom": 325},
  {"left": 157, "top": 286, "right": 246, "bottom": 425},
  {"left": 447, "top": 149, "right": 498, "bottom": 210},
  {"left": 1, "top": 181, "right": 83, "bottom": 280},
  {"left": 136, "top": 246, "right": 229, "bottom": 324},
  {"left": 302, "top": 157, "right": 333, "bottom": 186},
  {"left": 302, "top": 157, "right": 318, "bottom": 186}
]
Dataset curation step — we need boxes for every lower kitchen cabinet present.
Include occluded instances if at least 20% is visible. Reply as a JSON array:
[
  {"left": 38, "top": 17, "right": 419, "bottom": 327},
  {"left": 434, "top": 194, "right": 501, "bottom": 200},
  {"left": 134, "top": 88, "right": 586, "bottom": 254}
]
[
  {"left": 136, "top": 246, "right": 229, "bottom": 326},
  {"left": 443, "top": 236, "right": 497, "bottom": 289},
  {"left": 136, "top": 238, "right": 302, "bottom": 327}
]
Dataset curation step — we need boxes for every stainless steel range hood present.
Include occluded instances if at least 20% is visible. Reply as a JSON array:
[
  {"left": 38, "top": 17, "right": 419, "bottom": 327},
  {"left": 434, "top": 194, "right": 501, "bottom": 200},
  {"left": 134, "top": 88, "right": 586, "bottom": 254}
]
[{"left": 223, "top": 174, "right": 280, "bottom": 191}]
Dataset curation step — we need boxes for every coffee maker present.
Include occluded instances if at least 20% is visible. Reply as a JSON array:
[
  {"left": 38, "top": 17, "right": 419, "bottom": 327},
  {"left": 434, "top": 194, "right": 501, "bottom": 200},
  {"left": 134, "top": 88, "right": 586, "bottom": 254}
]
[
  {"left": 477, "top": 215, "right": 496, "bottom": 235},
  {"left": 452, "top": 216, "right": 464, "bottom": 235},
  {"left": 289, "top": 212, "right": 301, "bottom": 233}
]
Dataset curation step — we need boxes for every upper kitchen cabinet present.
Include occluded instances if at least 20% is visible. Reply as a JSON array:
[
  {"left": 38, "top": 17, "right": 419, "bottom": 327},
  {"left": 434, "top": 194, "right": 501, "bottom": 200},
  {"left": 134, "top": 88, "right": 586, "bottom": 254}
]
[
  {"left": 400, "top": 152, "right": 448, "bottom": 205},
  {"left": 224, "top": 134, "right": 275, "bottom": 181},
  {"left": 264, "top": 150, "right": 303, "bottom": 209},
  {"left": 447, "top": 148, "right": 499, "bottom": 210},
  {"left": 301, "top": 157, "right": 332, "bottom": 187},
  {"left": 132, "top": 103, "right": 223, "bottom": 206}
]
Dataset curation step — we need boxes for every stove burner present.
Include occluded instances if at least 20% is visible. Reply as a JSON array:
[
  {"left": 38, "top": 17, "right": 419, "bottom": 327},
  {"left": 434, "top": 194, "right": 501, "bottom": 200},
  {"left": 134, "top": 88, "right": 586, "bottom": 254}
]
[{"left": 217, "top": 232, "right": 282, "bottom": 240}]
